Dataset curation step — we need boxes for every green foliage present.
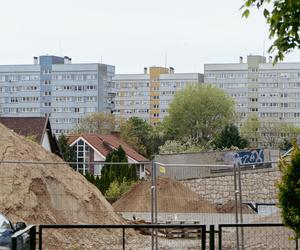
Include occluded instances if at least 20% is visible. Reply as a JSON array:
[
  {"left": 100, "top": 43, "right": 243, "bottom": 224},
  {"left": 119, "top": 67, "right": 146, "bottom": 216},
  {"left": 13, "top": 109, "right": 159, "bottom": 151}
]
[
  {"left": 105, "top": 180, "right": 121, "bottom": 198},
  {"left": 120, "top": 116, "right": 164, "bottom": 158},
  {"left": 74, "top": 112, "right": 117, "bottom": 135},
  {"left": 105, "top": 179, "right": 136, "bottom": 198},
  {"left": 278, "top": 142, "right": 300, "bottom": 239},
  {"left": 159, "top": 140, "right": 206, "bottom": 154},
  {"left": 83, "top": 146, "right": 138, "bottom": 196},
  {"left": 241, "top": 0, "right": 300, "bottom": 63},
  {"left": 25, "top": 134, "right": 38, "bottom": 143},
  {"left": 240, "top": 113, "right": 261, "bottom": 148},
  {"left": 279, "top": 138, "right": 292, "bottom": 151},
  {"left": 241, "top": 115, "right": 300, "bottom": 148},
  {"left": 99, "top": 146, "right": 138, "bottom": 194},
  {"left": 214, "top": 124, "right": 249, "bottom": 149},
  {"left": 57, "top": 134, "right": 77, "bottom": 169},
  {"left": 161, "top": 85, "right": 235, "bottom": 146}
]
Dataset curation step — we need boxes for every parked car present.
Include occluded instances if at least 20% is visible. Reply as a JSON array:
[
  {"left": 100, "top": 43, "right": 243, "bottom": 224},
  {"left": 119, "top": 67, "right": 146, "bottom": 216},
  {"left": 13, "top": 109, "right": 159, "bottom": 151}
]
[{"left": 0, "top": 213, "right": 27, "bottom": 250}]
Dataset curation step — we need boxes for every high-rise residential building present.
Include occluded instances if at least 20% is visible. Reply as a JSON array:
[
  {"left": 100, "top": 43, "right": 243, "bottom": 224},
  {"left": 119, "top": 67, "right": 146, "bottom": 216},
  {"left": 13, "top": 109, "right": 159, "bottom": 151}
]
[
  {"left": 113, "top": 66, "right": 203, "bottom": 125},
  {"left": 0, "top": 55, "right": 115, "bottom": 134},
  {"left": 204, "top": 55, "right": 300, "bottom": 147}
]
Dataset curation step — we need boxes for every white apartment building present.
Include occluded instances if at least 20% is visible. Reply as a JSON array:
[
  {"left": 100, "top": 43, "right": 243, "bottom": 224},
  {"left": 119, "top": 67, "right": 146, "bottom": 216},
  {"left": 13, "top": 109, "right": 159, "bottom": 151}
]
[
  {"left": 205, "top": 55, "right": 300, "bottom": 146},
  {"left": 113, "top": 67, "right": 203, "bottom": 125},
  {"left": 0, "top": 55, "right": 115, "bottom": 135}
]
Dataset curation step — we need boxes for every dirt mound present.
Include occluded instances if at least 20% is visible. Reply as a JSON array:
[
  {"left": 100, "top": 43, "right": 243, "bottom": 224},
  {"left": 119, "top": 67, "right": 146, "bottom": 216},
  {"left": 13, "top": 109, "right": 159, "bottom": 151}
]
[
  {"left": 113, "top": 177, "right": 217, "bottom": 213},
  {"left": 0, "top": 123, "right": 132, "bottom": 249},
  {"left": 216, "top": 200, "right": 255, "bottom": 214},
  {"left": 0, "top": 123, "right": 121, "bottom": 225}
]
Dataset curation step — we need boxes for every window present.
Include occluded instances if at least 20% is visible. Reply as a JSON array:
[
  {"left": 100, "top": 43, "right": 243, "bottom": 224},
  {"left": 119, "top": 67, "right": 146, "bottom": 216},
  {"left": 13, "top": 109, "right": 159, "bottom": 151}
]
[{"left": 44, "top": 102, "right": 51, "bottom": 107}]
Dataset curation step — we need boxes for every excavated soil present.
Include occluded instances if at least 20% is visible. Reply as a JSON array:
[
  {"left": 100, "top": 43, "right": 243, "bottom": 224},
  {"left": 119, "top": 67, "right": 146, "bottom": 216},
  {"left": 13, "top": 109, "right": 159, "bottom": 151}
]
[
  {"left": 113, "top": 177, "right": 217, "bottom": 213},
  {"left": 216, "top": 200, "right": 255, "bottom": 214},
  {"left": 0, "top": 123, "right": 143, "bottom": 249}
]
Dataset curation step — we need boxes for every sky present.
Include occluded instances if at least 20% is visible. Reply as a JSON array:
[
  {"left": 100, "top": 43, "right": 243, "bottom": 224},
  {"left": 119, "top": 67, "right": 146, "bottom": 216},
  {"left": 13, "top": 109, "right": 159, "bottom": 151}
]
[{"left": 1, "top": 0, "right": 300, "bottom": 74}]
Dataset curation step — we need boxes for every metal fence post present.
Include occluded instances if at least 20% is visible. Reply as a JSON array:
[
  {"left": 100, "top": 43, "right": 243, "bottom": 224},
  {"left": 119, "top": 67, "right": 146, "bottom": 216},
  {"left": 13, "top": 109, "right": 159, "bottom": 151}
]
[
  {"left": 218, "top": 225, "right": 222, "bottom": 250},
  {"left": 11, "top": 236, "right": 17, "bottom": 250},
  {"left": 233, "top": 162, "right": 240, "bottom": 250},
  {"left": 201, "top": 225, "right": 206, "bottom": 250},
  {"left": 154, "top": 161, "right": 158, "bottom": 250},
  {"left": 151, "top": 160, "right": 155, "bottom": 250},
  {"left": 237, "top": 162, "right": 245, "bottom": 250},
  {"left": 30, "top": 226, "right": 36, "bottom": 250},
  {"left": 122, "top": 228, "right": 125, "bottom": 250},
  {"left": 209, "top": 225, "right": 215, "bottom": 250},
  {"left": 39, "top": 226, "right": 43, "bottom": 250}
]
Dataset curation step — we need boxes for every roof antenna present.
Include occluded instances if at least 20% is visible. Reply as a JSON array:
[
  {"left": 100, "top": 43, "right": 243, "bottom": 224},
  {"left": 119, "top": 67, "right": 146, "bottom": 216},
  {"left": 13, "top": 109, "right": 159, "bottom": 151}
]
[
  {"left": 59, "top": 40, "right": 62, "bottom": 56},
  {"left": 164, "top": 52, "right": 167, "bottom": 68}
]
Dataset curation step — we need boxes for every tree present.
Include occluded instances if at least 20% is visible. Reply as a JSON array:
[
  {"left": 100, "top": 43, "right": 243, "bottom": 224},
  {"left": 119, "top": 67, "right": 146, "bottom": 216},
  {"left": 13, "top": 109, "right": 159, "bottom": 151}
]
[
  {"left": 99, "top": 146, "right": 137, "bottom": 194},
  {"left": 241, "top": 0, "right": 300, "bottom": 63},
  {"left": 57, "top": 134, "right": 77, "bottom": 168},
  {"left": 74, "top": 112, "right": 117, "bottom": 135},
  {"left": 159, "top": 140, "right": 205, "bottom": 154},
  {"left": 241, "top": 115, "right": 300, "bottom": 149},
  {"left": 120, "top": 116, "right": 163, "bottom": 158},
  {"left": 240, "top": 113, "right": 261, "bottom": 148},
  {"left": 214, "top": 124, "right": 249, "bottom": 149},
  {"left": 259, "top": 117, "right": 284, "bottom": 148},
  {"left": 161, "top": 85, "right": 235, "bottom": 145},
  {"left": 278, "top": 142, "right": 300, "bottom": 239}
]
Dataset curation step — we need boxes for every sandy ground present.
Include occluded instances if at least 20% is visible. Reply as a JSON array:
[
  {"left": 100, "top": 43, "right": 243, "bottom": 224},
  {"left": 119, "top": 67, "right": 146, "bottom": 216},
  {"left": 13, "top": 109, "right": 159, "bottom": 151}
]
[{"left": 113, "top": 177, "right": 217, "bottom": 213}]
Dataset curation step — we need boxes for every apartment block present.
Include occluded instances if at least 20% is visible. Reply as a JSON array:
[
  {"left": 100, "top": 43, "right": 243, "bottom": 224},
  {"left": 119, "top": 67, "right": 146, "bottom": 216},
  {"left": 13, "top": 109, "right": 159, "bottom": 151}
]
[
  {"left": 113, "top": 67, "right": 203, "bottom": 125},
  {"left": 0, "top": 55, "right": 115, "bottom": 134},
  {"left": 204, "top": 55, "right": 300, "bottom": 146}
]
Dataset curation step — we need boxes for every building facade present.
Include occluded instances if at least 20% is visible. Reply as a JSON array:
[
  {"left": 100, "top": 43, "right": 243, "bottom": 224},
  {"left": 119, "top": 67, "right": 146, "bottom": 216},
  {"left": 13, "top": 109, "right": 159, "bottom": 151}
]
[
  {"left": 0, "top": 55, "right": 115, "bottom": 134},
  {"left": 113, "top": 67, "right": 203, "bottom": 125},
  {"left": 68, "top": 134, "right": 149, "bottom": 178},
  {"left": 204, "top": 55, "right": 300, "bottom": 146}
]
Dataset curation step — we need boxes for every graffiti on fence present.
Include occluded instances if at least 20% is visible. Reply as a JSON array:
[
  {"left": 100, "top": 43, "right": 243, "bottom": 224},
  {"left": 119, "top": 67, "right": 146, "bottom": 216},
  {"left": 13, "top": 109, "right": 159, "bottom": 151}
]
[
  {"left": 224, "top": 149, "right": 264, "bottom": 165},
  {"left": 234, "top": 149, "right": 264, "bottom": 165}
]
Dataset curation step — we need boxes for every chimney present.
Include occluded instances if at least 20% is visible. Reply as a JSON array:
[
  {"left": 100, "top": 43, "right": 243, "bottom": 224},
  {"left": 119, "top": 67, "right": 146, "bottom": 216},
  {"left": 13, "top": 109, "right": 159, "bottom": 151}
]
[
  {"left": 169, "top": 67, "right": 174, "bottom": 74},
  {"left": 111, "top": 131, "right": 120, "bottom": 138},
  {"left": 239, "top": 56, "right": 243, "bottom": 64},
  {"left": 268, "top": 56, "right": 272, "bottom": 63},
  {"left": 64, "top": 56, "right": 69, "bottom": 64},
  {"left": 144, "top": 67, "right": 147, "bottom": 74},
  {"left": 33, "top": 56, "right": 38, "bottom": 65}
]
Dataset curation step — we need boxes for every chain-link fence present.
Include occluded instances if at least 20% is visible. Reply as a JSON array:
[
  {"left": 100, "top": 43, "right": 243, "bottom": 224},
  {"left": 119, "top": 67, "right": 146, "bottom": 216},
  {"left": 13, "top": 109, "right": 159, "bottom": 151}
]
[
  {"left": 38, "top": 224, "right": 206, "bottom": 250},
  {"left": 151, "top": 161, "right": 282, "bottom": 227},
  {"left": 0, "top": 158, "right": 295, "bottom": 249},
  {"left": 218, "top": 223, "right": 298, "bottom": 250}
]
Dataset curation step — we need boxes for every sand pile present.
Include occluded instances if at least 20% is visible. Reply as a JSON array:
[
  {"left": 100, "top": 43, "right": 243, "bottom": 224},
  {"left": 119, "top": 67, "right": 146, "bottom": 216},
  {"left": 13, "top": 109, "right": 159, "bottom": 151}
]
[
  {"left": 0, "top": 123, "right": 135, "bottom": 249},
  {"left": 0, "top": 123, "right": 121, "bottom": 225},
  {"left": 216, "top": 200, "right": 255, "bottom": 214},
  {"left": 113, "top": 176, "right": 217, "bottom": 213}
]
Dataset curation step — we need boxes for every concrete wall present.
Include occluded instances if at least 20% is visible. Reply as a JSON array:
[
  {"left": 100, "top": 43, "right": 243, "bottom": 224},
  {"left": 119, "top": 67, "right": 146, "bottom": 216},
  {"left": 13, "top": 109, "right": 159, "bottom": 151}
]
[
  {"left": 182, "top": 168, "right": 281, "bottom": 204},
  {"left": 156, "top": 149, "right": 279, "bottom": 165},
  {"left": 155, "top": 149, "right": 280, "bottom": 180}
]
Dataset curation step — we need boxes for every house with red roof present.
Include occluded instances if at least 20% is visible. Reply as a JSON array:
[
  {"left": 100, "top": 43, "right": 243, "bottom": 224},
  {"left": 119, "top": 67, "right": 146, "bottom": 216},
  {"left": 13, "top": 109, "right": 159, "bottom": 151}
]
[
  {"left": 68, "top": 133, "right": 149, "bottom": 178},
  {"left": 0, "top": 116, "right": 60, "bottom": 155}
]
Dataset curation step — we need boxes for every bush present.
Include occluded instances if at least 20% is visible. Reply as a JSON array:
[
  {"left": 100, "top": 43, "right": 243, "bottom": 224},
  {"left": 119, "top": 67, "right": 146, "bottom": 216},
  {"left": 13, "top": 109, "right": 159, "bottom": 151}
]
[
  {"left": 278, "top": 143, "right": 300, "bottom": 239},
  {"left": 105, "top": 179, "right": 137, "bottom": 199}
]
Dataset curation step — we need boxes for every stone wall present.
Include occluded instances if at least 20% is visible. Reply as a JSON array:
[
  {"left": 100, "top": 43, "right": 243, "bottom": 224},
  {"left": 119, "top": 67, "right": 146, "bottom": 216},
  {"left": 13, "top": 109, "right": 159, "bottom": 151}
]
[{"left": 182, "top": 168, "right": 281, "bottom": 204}]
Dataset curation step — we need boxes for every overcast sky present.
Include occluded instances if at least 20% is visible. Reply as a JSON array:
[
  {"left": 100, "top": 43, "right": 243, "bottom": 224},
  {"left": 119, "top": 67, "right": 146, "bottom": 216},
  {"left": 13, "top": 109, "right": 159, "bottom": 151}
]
[{"left": 1, "top": 0, "right": 299, "bottom": 73}]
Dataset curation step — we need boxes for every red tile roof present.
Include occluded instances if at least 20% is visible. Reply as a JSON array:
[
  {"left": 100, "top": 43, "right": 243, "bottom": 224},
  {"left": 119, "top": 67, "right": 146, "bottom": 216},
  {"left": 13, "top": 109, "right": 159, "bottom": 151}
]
[
  {"left": 0, "top": 117, "right": 48, "bottom": 144},
  {"left": 68, "top": 134, "right": 149, "bottom": 162}
]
